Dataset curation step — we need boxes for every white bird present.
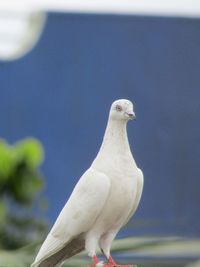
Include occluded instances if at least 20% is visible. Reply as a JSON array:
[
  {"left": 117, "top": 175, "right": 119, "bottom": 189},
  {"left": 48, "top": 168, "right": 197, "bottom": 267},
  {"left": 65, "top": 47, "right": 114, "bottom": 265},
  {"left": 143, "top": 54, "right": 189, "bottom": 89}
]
[{"left": 31, "top": 99, "right": 144, "bottom": 267}]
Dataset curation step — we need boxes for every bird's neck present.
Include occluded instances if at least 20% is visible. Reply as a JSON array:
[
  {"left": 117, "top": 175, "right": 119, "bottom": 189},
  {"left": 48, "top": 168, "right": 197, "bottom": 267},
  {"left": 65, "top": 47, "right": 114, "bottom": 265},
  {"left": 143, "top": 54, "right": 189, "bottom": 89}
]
[
  {"left": 100, "top": 118, "right": 131, "bottom": 155},
  {"left": 92, "top": 117, "right": 137, "bottom": 169}
]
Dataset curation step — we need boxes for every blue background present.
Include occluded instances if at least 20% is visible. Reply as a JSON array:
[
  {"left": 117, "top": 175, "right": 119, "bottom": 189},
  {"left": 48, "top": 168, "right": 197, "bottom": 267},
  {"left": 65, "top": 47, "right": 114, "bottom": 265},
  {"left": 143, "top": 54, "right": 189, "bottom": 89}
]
[{"left": 0, "top": 13, "right": 200, "bottom": 237}]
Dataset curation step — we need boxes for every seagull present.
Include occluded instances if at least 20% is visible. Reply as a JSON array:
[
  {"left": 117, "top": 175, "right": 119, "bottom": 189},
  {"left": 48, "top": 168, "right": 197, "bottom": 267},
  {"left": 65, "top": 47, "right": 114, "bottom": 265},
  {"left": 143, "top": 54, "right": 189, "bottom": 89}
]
[{"left": 31, "top": 99, "right": 144, "bottom": 267}]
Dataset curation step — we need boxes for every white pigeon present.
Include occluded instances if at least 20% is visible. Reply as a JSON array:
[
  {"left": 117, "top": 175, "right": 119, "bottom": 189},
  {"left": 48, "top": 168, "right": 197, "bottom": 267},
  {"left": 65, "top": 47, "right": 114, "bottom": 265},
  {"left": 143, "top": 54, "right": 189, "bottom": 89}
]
[{"left": 31, "top": 99, "right": 144, "bottom": 267}]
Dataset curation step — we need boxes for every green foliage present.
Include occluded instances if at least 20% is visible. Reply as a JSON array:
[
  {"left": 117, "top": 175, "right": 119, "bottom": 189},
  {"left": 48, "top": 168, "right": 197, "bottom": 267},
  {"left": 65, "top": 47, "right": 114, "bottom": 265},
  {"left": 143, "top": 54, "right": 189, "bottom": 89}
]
[
  {"left": 0, "top": 141, "right": 15, "bottom": 180},
  {"left": 0, "top": 138, "right": 47, "bottom": 251},
  {"left": 0, "top": 138, "right": 44, "bottom": 204}
]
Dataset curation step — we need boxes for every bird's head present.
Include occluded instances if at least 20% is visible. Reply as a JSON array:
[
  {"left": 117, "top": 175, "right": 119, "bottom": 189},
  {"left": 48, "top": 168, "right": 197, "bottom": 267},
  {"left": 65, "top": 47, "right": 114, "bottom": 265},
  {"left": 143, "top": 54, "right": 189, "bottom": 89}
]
[{"left": 109, "top": 99, "right": 136, "bottom": 121}]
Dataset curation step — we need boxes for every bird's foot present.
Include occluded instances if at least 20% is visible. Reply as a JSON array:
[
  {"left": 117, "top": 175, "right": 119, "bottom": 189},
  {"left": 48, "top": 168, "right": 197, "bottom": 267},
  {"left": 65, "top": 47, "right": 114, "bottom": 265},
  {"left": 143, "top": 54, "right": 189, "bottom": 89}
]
[{"left": 89, "top": 255, "right": 136, "bottom": 267}]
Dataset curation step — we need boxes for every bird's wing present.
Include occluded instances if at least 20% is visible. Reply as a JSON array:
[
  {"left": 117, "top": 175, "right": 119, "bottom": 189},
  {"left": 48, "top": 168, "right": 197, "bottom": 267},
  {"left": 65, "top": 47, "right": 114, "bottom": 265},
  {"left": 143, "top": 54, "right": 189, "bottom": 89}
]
[
  {"left": 32, "top": 167, "right": 110, "bottom": 267},
  {"left": 123, "top": 168, "right": 144, "bottom": 226}
]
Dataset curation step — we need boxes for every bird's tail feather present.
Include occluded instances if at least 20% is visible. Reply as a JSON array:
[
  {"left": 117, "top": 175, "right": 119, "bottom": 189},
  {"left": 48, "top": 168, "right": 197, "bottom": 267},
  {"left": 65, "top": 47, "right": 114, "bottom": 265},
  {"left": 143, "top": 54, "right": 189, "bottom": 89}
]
[{"left": 31, "top": 235, "right": 84, "bottom": 267}]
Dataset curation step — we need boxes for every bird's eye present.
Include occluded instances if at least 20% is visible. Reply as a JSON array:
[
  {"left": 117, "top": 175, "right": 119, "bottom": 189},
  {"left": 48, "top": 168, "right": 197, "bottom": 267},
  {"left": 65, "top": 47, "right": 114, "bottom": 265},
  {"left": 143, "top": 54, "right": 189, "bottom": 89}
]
[{"left": 116, "top": 104, "right": 122, "bottom": 112}]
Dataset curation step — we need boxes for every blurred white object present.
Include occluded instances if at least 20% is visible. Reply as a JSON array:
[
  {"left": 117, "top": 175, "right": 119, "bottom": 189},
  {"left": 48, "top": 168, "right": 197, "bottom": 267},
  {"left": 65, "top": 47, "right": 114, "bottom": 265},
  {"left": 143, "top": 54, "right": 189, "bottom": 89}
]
[
  {"left": 0, "top": 0, "right": 200, "bottom": 61},
  {"left": 1, "top": 0, "right": 200, "bottom": 17},
  {"left": 0, "top": 10, "right": 46, "bottom": 61}
]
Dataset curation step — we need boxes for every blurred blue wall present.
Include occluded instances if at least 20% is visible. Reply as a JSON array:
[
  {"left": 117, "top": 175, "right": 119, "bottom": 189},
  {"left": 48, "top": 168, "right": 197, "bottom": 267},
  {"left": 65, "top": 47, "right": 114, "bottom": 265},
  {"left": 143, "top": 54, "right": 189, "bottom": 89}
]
[{"left": 0, "top": 13, "right": 200, "bottom": 237}]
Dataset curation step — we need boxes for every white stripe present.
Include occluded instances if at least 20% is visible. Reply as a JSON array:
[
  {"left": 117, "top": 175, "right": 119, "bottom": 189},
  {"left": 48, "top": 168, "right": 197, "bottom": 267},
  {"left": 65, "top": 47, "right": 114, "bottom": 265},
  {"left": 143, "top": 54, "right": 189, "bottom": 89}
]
[{"left": 1, "top": 0, "right": 200, "bottom": 18}]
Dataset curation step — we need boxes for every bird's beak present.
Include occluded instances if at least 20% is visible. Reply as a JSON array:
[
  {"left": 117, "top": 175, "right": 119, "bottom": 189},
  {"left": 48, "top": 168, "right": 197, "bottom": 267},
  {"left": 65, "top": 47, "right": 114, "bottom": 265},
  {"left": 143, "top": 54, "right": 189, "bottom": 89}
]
[{"left": 125, "top": 111, "right": 136, "bottom": 120}]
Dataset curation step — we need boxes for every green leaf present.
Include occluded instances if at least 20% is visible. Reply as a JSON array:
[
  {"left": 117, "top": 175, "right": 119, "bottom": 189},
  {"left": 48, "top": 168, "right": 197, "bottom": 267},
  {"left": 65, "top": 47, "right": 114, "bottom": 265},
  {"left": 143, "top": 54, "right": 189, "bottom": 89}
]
[
  {"left": 0, "top": 137, "right": 47, "bottom": 250},
  {"left": 15, "top": 138, "right": 44, "bottom": 168},
  {"left": 0, "top": 141, "right": 15, "bottom": 181}
]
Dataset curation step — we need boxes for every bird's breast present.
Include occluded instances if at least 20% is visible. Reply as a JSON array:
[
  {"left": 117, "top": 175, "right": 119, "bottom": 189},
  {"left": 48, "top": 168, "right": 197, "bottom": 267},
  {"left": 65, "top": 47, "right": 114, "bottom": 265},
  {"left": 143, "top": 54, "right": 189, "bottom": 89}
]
[
  {"left": 91, "top": 149, "right": 142, "bottom": 230},
  {"left": 92, "top": 161, "right": 141, "bottom": 232}
]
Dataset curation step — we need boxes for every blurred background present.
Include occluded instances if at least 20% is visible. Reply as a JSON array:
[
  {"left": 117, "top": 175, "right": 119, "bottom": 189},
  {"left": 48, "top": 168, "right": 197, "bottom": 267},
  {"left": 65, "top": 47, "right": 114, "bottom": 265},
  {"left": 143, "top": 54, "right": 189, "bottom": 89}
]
[{"left": 0, "top": 0, "right": 200, "bottom": 266}]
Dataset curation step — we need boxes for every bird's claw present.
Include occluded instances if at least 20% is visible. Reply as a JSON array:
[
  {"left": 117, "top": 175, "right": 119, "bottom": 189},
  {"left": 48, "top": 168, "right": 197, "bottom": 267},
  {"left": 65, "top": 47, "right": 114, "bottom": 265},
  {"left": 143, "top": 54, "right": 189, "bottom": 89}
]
[{"left": 89, "top": 255, "right": 136, "bottom": 267}]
